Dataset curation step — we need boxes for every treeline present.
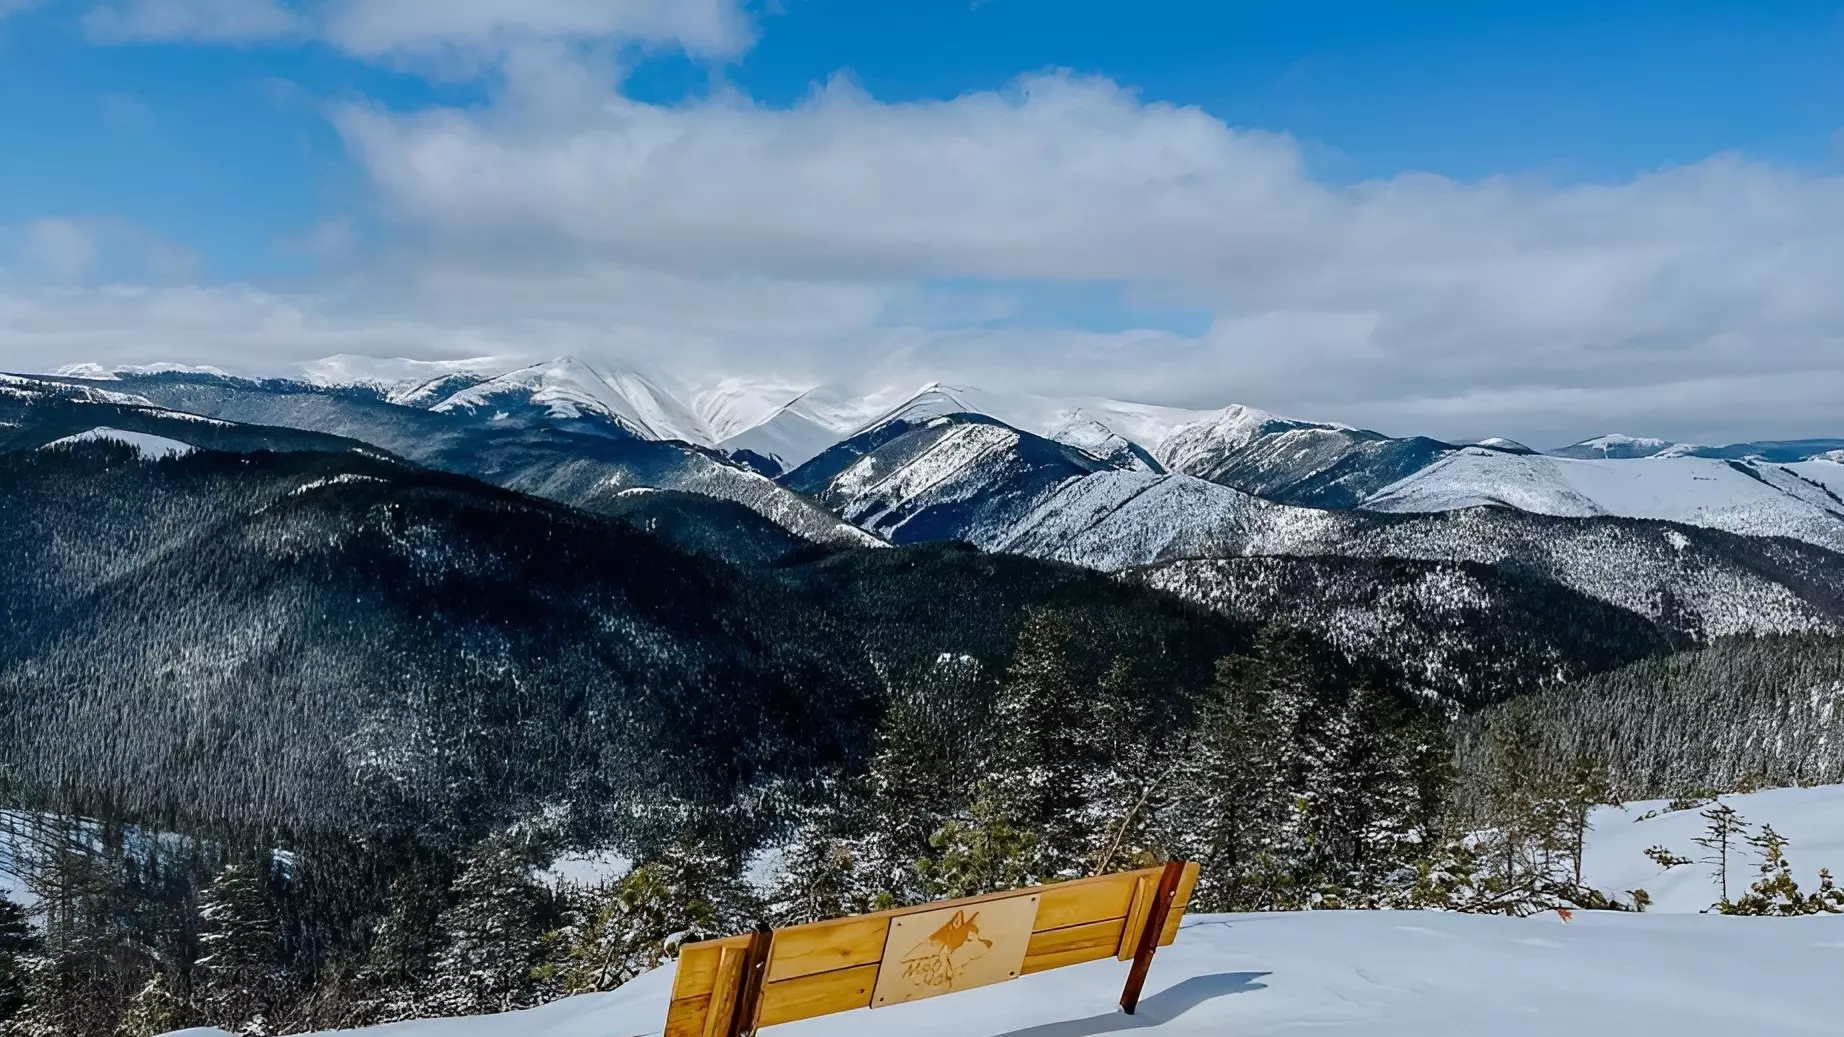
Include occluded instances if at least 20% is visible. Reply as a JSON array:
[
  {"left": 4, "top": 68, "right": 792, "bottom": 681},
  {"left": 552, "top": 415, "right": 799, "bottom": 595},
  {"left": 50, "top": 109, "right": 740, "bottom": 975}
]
[{"left": 1456, "top": 634, "right": 1844, "bottom": 803}]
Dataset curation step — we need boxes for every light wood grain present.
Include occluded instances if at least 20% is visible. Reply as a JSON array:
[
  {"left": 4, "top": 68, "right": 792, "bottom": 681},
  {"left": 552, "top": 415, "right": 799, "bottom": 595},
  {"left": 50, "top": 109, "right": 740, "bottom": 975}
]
[
  {"left": 671, "top": 935, "right": 751, "bottom": 1000},
  {"left": 754, "top": 963, "right": 879, "bottom": 1028},
  {"left": 1033, "top": 869, "right": 1141, "bottom": 932},
  {"left": 1115, "top": 875, "right": 1153, "bottom": 961},
  {"left": 701, "top": 945, "right": 747, "bottom": 1037},
  {"left": 765, "top": 915, "right": 891, "bottom": 983},
  {"left": 1023, "top": 918, "right": 1128, "bottom": 975},
  {"left": 1158, "top": 860, "right": 1201, "bottom": 946},
  {"left": 662, "top": 992, "right": 711, "bottom": 1037}
]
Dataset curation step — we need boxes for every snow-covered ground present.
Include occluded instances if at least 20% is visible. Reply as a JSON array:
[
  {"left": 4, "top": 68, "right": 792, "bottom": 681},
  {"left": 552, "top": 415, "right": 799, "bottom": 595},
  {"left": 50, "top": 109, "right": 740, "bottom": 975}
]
[
  {"left": 154, "top": 784, "right": 1844, "bottom": 1037},
  {"left": 1363, "top": 448, "right": 1844, "bottom": 552},
  {"left": 41, "top": 426, "right": 197, "bottom": 459},
  {"left": 188, "top": 909, "right": 1842, "bottom": 1037},
  {"left": 1582, "top": 784, "right": 1844, "bottom": 914}
]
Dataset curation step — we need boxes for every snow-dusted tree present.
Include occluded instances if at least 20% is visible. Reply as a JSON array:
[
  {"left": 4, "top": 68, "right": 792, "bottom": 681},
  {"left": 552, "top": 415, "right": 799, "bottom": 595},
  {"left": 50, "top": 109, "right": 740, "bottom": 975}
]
[
  {"left": 985, "top": 610, "right": 1094, "bottom": 878},
  {"left": 545, "top": 841, "right": 758, "bottom": 995},
  {"left": 1723, "top": 826, "right": 1844, "bottom": 916},
  {"left": 766, "top": 824, "right": 871, "bottom": 927},
  {"left": 917, "top": 794, "right": 1042, "bottom": 900},
  {"left": 425, "top": 834, "right": 556, "bottom": 1018},
  {"left": 0, "top": 891, "right": 36, "bottom": 1030},
  {"left": 853, "top": 665, "right": 982, "bottom": 908},
  {"left": 194, "top": 856, "right": 284, "bottom": 1036},
  {"left": 1556, "top": 757, "right": 1615, "bottom": 887},
  {"left": 1086, "top": 658, "right": 1186, "bottom": 877},
  {"left": 355, "top": 855, "right": 456, "bottom": 1024},
  {"left": 1692, "top": 802, "right": 1749, "bottom": 908},
  {"left": 114, "top": 968, "right": 195, "bottom": 1037},
  {"left": 1176, "top": 651, "right": 1295, "bottom": 911}
]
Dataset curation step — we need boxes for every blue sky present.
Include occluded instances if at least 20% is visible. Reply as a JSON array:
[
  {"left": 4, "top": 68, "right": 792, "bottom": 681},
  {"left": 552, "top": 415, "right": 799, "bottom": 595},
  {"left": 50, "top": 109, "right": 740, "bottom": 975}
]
[{"left": 0, "top": 0, "right": 1841, "bottom": 443}]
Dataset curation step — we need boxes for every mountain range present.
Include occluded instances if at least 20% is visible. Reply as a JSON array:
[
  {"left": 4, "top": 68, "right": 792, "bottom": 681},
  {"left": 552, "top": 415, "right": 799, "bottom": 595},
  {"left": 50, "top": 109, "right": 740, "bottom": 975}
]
[{"left": 13, "top": 354, "right": 1844, "bottom": 653}]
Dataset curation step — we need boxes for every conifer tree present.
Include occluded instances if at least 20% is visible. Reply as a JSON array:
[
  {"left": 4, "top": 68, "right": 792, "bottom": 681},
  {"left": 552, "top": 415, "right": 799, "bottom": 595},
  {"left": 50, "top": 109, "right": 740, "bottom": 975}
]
[
  {"left": 1558, "top": 757, "right": 1615, "bottom": 887},
  {"left": 766, "top": 824, "right": 869, "bottom": 927},
  {"left": 194, "top": 856, "right": 284, "bottom": 1036},
  {"left": 1086, "top": 658, "right": 1183, "bottom": 877},
  {"left": 546, "top": 841, "right": 759, "bottom": 995},
  {"left": 355, "top": 855, "right": 456, "bottom": 1024},
  {"left": 426, "top": 835, "right": 555, "bottom": 1018},
  {"left": 854, "top": 666, "right": 982, "bottom": 908},
  {"left": 1692, "top": 802, "right": 1749, "bottom": 907},
  {"left": 114, "top": 968, "right": 194, "bottom": 1037},
  {"left": 0, "top": 891, "right": 36, "bottom": 1030},
  {"left": 985, "top": 610, "right": 1093, "bottom": 878},
  {"left": 917, "top": 794, "right": 1041, "bottom": 900},
  {"left": 1725, "top": 823, "right": 1805, "bottom": 916},
  {"left": 1176, "top": 652, "right": 1292, "bottom": 911}
]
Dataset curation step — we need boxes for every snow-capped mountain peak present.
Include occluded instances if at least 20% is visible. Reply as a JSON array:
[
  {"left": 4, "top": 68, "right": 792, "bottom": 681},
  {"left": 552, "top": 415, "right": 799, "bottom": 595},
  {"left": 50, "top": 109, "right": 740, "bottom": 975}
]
[
  {"left": 687, "top": 377, "right": 812, "bottom": 443},
  {"left": 1554, "top": 433, "right": 1678, "bottom": 459},
  {"left": 428, "top": 356, "right": 717, "bottom": 444},
  {"left": 295, "top": 354, "right": 518, "bottom": 394}
]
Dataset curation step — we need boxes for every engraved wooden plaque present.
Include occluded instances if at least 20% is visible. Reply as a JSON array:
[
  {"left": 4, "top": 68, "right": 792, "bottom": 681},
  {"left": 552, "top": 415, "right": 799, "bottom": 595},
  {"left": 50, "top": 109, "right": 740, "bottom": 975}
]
[{"left": 869, "top": 893, "right": 1040, "bottom": 1008}]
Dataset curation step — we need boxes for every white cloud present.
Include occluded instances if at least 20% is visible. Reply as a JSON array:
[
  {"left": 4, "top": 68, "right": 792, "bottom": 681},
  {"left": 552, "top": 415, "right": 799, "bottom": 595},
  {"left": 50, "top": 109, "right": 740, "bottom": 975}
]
[
  {"left": 81, "top": 0, "right": 751, "bottom": 56},
  {"left": 316, "top": 66, "right": 1844, "bottom": 444},
  {"left": 20, "top": 220, "right": 100, "bottom": 282},
  {"left": 0, "top": 0, "right": 48, "bottom": 18},
  {"left": 85, "top": 0, "right": 301, "bottom": 43},
  {"left": 322, "top": 0, "right": 753, "bottom": 60},
  {"left": 3, "top": 217, "right": 202, "bottom": 286}
]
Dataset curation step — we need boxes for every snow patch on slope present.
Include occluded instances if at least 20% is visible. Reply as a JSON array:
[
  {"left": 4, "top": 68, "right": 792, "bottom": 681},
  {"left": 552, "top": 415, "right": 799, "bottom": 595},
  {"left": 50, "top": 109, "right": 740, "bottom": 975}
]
[
  {"left": 991, "top": 470, "right": 1337, "bottom": 569},
  {"left": 42, "top": 427, "right": 196, "bottom": 460},
  {"left": 432, "top": 358, "right": 715, "bottom": 444},
  {"left": 1364, "top": 448, "right": 1844, "bottom": 553},
  {"left": 295, "top": 354, "right": 518, "bottom": 394},
  {"left": 1584, "top": 784, "right": 1844, "bottom": 913}
]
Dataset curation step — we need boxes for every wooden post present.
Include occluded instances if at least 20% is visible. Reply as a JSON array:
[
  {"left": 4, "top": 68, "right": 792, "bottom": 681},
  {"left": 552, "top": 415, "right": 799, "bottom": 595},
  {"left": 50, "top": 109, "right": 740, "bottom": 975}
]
[
  {"left": 723, "top": 927, "right": 773, "bottom": 1037},
  {"left": 1118, "top": 860, "right": 1185, "bottom": 1015}
]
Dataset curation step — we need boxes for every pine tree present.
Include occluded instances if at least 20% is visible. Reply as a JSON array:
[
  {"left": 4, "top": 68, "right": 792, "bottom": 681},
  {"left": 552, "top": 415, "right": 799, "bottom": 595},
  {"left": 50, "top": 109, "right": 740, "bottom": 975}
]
[
  {"left": 355, "top": 855, "right": 456, "bottom": 1024},
  {"left": 1691, "top": 802, "right": 1749, "bottom": 908},
  {"left": 194, "top": 856, "right": 284, "bottom": 1036},
  {"left": 114, "top": 968, "right": 194, "bottom": 1037},
  {"left": 985, "top": 610, "right": 1093, "bottom": 879},
  {"left": 0, "top": 891, "right": 37, "bottom": 1030},
  {"left": 916, "top": 795, "right": 1041, "bottom": 900},
  {"left": 1086, "top": 658, "right": 1183, "bottom": 877},
  {"left": 1725, "top": 823, "right": 1805, "bottom": 916},
  {"left": 853, "top": 669, "right": 980, "bottom": 909},
  {"left": 1177, "top": 652, "right": 1292, "bottom": 912},
  {"left": 426, "top": 834, "right": 555, "bottom": 1018},
  {"left": 8, "top": 816, "right": 131, "bottom": 1037},
  {"left": 766, "top": 824, "right": 870, "bottom": 928},
  {"left": 545, "top": 841, "right": 758, "bottom": 996},
  {"left": 1558, "top": 757, "right": 1614, "bottom": 888}
]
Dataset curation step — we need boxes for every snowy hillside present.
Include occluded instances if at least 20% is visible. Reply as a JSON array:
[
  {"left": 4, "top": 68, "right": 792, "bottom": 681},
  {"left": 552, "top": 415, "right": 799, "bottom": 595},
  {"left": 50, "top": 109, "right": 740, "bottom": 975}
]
[
  {"left": 1582, "top": 784, "right": 1844, "bottom": 914},
  {"left": 1362, "top": 448, "right": 1844, "bottom": 553},
  {"left": 987, "top": 469, "right": 1336, "bottom": 570},
  {"left": 789, "top": 414, "right": 1113, "bottom": 544},
  {"left": 1553, "top": 433, "right": 1678, "bottom": 459},
  {"left": 1155, "top": 406, "right": 1456, "bottom": 509},
  {"left": 729, "top": 381, "right": 1213, "bottom": 473},
  {"left": 427, "top": 358, "right": 716, "bottom": 444},
  {"left": 41, "top": 427, "right": 197, "bottom": 460}
]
